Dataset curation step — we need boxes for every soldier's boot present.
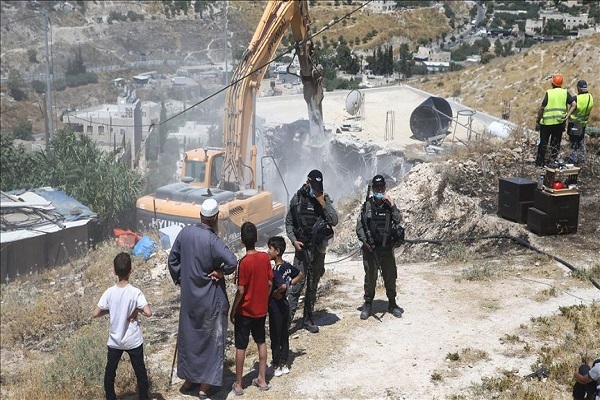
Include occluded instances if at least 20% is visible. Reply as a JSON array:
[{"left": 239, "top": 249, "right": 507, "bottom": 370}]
[
  {"left": 360, "top": 302, "right": 372, "bottom": 320},
  {"left": 388, "top": 301, "right": 404, "bottom": 318},
  {"left": 303, "top": 317, "right": 319, "bottom": 333}
]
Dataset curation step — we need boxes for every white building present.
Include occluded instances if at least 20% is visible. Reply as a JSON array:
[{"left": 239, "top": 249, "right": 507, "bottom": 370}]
[
  {"left": 169, "top": 121, "right": 212, "bottom": 146},
  {"left": 62, "top": 88, "right": 158, "bottom": 168},
  {"left": 364, "top": 0, "right": 395, "bottom": 13},
  {"left": 564, "top": 13, "right": 588, "bottom": 30},
  {"left": 413, "top": 47, "right": 450, "bottom": 65},
  {"left": 421, "top": 61, "right": 450, "bottom": 73},
  {"left": 413, "top": 46, "right": 431, "bottom": 61},
  {"left": 525, "top": 19, "right": 544, "bottom": 34},
  {"left": 429, "top": 51, "right": 451, "bottom": 63}
]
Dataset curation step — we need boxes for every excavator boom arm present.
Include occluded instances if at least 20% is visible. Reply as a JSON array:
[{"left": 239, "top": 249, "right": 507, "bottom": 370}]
[{"left": 221, "top": 0, "right": 323, "bottom": 191}]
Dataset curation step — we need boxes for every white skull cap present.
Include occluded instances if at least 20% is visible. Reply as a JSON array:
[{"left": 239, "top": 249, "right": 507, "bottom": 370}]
[{"left": 201, "top": 199, "right": 219, "bottom": 217}]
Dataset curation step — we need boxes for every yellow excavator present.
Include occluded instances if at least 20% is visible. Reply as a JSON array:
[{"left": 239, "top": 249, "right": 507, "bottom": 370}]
[{"left": 136, "top": 0, "right": 324, "bottom": 245}]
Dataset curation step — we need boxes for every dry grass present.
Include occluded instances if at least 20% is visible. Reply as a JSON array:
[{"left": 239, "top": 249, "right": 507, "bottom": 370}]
[
  {"left": 1, "top": 228, "right": 598, "bottom": 399},
  {"left": 433, "top": 347, "right": 491, "bottom": 382},
  {"left": 235, "top": 1, "right": 451, "bottom": 52},
  {"left": 0, "top": 239, "right": 173, "bottom": 399},
  {"left": 453, "top": 302, "right": 600, "bottom": 399},
  {"left": 4, "top": 322, "right": 167, "bottom": 399},
  {"left": 413, "top": 34, "right": 600, "bottom": 129}
]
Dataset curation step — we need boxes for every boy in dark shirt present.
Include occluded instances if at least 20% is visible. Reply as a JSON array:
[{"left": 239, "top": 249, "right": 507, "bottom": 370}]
[{"left": 267, "top": 236, "right": 304, "bottom": 377}]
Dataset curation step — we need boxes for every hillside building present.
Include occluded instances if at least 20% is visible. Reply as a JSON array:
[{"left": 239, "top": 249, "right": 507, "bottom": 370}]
[
  {"left": 364, "top": 0, "right": 395, "bottom": 13},
  {"left": 169, "top": 121, "right": 212, "bottom": 146},
  {"left": 527, "top": 10, "right": 590, "bottom": 34},
  {"left": 413, "top": 46, "right": 451, "bottom": 73},
  {"left": 62, "top": 87, "right": 157, "bottom": 168}
]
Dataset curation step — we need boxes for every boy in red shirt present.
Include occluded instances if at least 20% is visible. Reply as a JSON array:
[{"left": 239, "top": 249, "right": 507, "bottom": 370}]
[{"left": 230, "top": 222, "right": 273, "bottom": 395}]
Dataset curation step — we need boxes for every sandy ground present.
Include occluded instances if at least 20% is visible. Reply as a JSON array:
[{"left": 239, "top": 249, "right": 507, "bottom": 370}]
[{"left": 161, "top": 249, "right": 598, "bottom": 400}]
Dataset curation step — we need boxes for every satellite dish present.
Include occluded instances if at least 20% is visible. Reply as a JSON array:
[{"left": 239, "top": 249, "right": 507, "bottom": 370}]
[{"left": 345, "top": 90, "right": 364, "bottom": 117}]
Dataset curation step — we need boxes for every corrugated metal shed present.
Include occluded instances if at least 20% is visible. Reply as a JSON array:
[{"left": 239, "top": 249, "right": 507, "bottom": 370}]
[{"left": 1, "top": 187, "right": 98, "bottom": 282}]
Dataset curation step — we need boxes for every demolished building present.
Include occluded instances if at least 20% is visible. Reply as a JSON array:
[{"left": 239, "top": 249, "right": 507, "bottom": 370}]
[{"left": 1, "top": 188, "right": 99, "bottom": 282}]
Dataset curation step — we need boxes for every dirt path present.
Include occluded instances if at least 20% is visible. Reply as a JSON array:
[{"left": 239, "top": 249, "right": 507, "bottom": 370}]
[{"left": 160, "top": 249, "right": 598, "bottom": 400}]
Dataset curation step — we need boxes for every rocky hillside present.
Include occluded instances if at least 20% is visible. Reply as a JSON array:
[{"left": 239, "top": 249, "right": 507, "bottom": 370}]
[
  {"left": 0, "top": 1, "right": 461, "bottom": 78},
  {"left": 2, "top": 1, "right": 597, "bottom": 136},
  {"left": 0, "top": 1, "right": 232, "bottom": 77},
  {"left": 412, "top": 33, "right": 600, "bottom": 128}
]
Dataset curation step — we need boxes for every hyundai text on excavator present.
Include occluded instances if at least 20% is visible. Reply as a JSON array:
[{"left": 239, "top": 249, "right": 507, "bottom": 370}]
[{"left": 136, "top": 0, "right": 325, "bottom": 246}]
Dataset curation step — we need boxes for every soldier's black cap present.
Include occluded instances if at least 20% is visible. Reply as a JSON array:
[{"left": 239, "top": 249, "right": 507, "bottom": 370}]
[
  {"left": 372, "top": 174, "right": 386, "bottom": 187},
  {"left": 307, "top": 169, "right": 324, "bottom": 192}
]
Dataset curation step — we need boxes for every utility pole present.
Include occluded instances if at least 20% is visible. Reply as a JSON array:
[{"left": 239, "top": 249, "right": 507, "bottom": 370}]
[
  {"left": 44, "top": 8, "right": 54, "bottom": 145},
  {"left": 224, "top": 1, "right": 228, "bottom": 86}
]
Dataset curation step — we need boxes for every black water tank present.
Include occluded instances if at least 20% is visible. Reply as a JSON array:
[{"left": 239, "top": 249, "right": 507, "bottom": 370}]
[{"left": 409, "top": 97, "right": 453, "bottom": 141}]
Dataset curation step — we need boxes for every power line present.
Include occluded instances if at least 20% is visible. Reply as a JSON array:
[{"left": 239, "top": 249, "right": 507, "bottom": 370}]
[
  {"left": 133, "top": 1, "right": 375, "bottom": 166},
  {"left": 158, "top": 0, "right": 373, "bottom": 127},
  {"left": 61, "top": 1, "right": 374, "bottom": 130}
]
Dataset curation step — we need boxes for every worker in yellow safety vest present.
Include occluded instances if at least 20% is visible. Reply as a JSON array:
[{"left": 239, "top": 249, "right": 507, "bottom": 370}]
[
  {"left": 566, "top": 80, "right": 594, "bottom": 166},
  {"left": 535, "top": 73, "right": 576, "bottom": 167}
]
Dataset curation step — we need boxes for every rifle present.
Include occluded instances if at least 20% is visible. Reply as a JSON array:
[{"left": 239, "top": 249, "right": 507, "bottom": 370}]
[
  {"left": 360, "top": 184, "right": 383, "bottom": 278},
  {"left": 523, "top": 367, "right": 548, "bottom": 380}
]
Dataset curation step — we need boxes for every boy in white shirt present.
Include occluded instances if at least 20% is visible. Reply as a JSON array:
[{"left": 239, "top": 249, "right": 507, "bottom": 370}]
[{"left": 93, "top": 252, "right": 152, "bottom": 400}]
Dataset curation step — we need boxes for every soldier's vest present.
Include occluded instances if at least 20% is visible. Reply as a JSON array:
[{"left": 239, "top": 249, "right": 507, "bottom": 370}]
[
  {"left": 365, "top": 199, "right": 392, "bottom": 247},
  {"left": 294, "top": 194, "right": 320, "bottom": 244}
]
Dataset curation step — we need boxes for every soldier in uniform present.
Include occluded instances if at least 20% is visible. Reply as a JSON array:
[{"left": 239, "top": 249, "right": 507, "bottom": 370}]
[
  {"left": 356, "top": 175, "right": 404, "bottom": 320},
  {"left": 285, "top": 169, "right": 338, "bottom": 333}
]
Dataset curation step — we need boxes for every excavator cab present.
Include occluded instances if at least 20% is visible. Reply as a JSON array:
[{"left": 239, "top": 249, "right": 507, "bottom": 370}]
[{"left": 180, "top": 148, "right": 224, "bottom": 188}]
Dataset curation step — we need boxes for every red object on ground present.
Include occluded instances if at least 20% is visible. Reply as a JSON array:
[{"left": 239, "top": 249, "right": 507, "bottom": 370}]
[
  {"left": 113, "top": 228, "right": 141, "bottom": 248},
  {"left": 552, "top": 181, "right": 564, "bottom": 190}
]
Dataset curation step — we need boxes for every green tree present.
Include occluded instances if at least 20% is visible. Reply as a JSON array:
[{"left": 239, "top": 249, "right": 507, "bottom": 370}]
[
  {"left": 543, "top": 19, "right": 568, "bottom": 35},
  {"left": 7, "top": 69, "right": 27, "bottom": 101},
  {"left": 366, "top": 45, "right": 394, "bottom": 75},
  {"left": 0, "top": 135, "right": 38, "bottom": 190},
  {"left": 31, "top": 80, "right": 46, "bottom": 94},
  {"left": 589, "top": 1, "right": 600, "bottom": 23},
  {"left": 174, "top": 0, "right": 189, "bottom": 15},
  {"left": 107, "top": 11, "right": 127, "bottom": 23},
  {"left": 20, "top": 130, "right": 145, "bottom": 228},
  {"left": 502, "top": 41, "right": 513, "bottom": 57},
  {"left": 395, "top": 1, "right": 432, "bottom": 9},
  {"left": 443, "top": 3, "right": 455, "bottom": 19},
  {"left": 145, "top": 137, "right": 179, "bottom": 193},
  {"left": 396, "top": 43, "right": 413, "bottom": 78},
  {"left": 481, "top": 53, "right": 495, "bottom": 64},
  {"left": 207, "top": 124, "right": 221, "bottom": 147},
  {"left": 335, "top": 44, "right": 360, "bottom": 74},
  {"left": 76, "top": 0, "right": 86, "bottom": 13},
  {"left": 469, "top": 4, "right": 477, "bottom": 18},
  {"left": 145, "top": 128, "right": 159, "bottom": 162},
  {"left": 194, "top": 0, "right": 208, "bottom": 18},
  {"left": 159, "top": 102, "right": 168, "bottom": 152},
  {"left": 127, "top": 10, "right": 144, "bottom": 22},
  {"left": 494, "top": 39, "right": 504, "bottom": 56},
  {"left": 474, "top": 37, "right": 491, "bottom": 53},
  {"left": 13, "top": 120, "right": 34, "bottom": 141},
  {"left": 27, "top": 48, "right": 38, "bottom": 63},
  {"left": 66, "top": 47, "right": 86, "bottom": 76}
]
